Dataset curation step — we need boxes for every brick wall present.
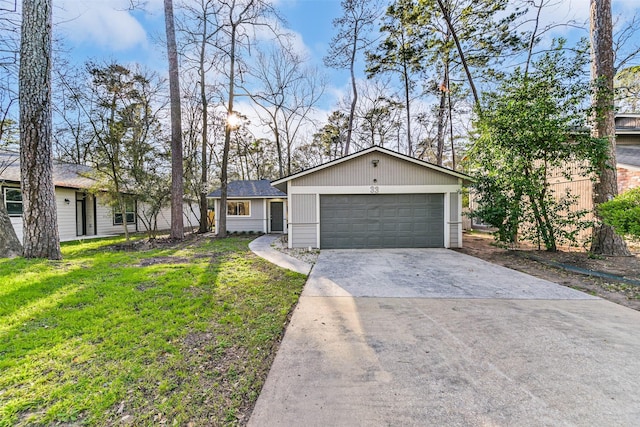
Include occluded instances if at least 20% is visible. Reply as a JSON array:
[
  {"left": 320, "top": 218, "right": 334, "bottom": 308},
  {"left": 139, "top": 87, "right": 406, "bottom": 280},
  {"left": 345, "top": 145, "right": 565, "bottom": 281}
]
[{"left": 617, "top": 166, "right": 640, "bottom": 193}]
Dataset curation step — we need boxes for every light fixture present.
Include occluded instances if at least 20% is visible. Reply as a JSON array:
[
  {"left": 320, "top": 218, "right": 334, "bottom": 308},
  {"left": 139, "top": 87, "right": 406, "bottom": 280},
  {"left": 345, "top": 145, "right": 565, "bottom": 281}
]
[
  {"left": 64, "top": 198, "right": 70, "bottom": 204},
  {"left": 371, "top": 159, "right": 379, "bottom": 167}
]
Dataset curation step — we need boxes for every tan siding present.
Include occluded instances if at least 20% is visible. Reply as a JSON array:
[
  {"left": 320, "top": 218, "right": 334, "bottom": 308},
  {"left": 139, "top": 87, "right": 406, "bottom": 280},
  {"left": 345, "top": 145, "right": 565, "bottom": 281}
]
[
  {"left": 617, "top": 135, "right": 640, "bottom": 145},
  {"left": 291, "top": 224, "right": 317, "bottom": 248},
  {"left": 552, "top": 177, "right": 594, "bottom": 243},
  {"left": 292, "top": 152, "right": 458, "bottom": 187},
  {"left": 291, "top": 194, "right": 316, "bottom": 224}
]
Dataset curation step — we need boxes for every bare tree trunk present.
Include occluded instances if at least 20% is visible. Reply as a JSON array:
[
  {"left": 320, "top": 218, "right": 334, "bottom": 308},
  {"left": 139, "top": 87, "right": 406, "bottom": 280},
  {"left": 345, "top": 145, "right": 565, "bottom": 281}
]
[
  {"left": 345, "top": 36, "right": 358, "bottom": 156},
  {"left": 198, "top": 24, "right": 209, "bottom": 234},
  {"left": 19, "top": 0, "right": 61, "bottom": 259},
  {"left": 218, "top": 26, "right": 237, "bottom": 238},
  {"left": 435, "top": 0, "right": 480, "bottom": 110},
  {"left": 590, "top": 0, "right": 630, "bottom": 256},
  {"left": 164, "top": 0, "right": 185, "bottom": 240},
  {"left": 402, "top": 58, "right": 412, "bottom": 156}
]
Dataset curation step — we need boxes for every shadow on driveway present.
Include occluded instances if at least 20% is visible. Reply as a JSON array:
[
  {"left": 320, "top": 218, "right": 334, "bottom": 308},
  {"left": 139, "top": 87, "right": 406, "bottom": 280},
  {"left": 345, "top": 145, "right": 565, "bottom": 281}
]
[{"left": 249, "top": 249, "right": 640, "bottom": 426}]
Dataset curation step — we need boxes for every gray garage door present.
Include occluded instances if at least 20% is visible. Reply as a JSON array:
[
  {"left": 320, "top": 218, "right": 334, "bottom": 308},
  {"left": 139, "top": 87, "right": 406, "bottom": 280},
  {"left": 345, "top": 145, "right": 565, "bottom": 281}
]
[{"left": 320, "top": 194, "right": 444, "bottom": 249}]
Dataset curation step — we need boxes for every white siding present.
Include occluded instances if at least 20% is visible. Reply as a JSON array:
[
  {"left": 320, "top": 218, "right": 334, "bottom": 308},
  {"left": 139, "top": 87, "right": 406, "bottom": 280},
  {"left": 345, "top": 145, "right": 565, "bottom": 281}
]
[
  {"left": 152, "top": 202, "right": 200, "bottom": 232},
  {"left": 9, "top": 216, "right": 23, "bottom": 243},
  {"left": 56, "top": 188, "right": 77, "bottom": 241},
  {"left": 95, "top": 197, "right": 137, "bottom": 236}
]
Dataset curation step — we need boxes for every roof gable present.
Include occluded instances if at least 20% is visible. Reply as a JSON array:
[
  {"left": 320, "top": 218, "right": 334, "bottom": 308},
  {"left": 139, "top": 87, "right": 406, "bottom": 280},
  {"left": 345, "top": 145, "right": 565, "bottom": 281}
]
[
  {"left": 208, "top": 179, "right": 287, "bottom": 198},
  {"left": 272, "top": 146, "right": 471, "bottom": 187}
]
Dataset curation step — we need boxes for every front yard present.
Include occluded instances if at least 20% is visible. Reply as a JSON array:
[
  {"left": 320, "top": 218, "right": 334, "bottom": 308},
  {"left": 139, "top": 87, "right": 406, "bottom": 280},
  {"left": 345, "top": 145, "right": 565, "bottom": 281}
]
[{"left": 0, "top": 235, "right": 306, "bottom": 426}]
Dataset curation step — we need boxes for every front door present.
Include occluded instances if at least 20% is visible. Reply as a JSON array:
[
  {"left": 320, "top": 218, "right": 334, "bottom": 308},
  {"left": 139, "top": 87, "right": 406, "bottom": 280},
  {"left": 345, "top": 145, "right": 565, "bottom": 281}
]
[
  {"left": 270, "top": 201, "right": 284, "bottom": 233},
  {"left": 76, "top": 193, "right": 86, "bottom": 236}
]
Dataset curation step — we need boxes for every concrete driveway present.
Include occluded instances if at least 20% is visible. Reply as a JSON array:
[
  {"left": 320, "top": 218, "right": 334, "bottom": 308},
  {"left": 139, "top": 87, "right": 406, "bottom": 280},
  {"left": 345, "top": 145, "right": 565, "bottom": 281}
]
[{"left": 249, "top": 249, "right": 640, "bottom": 426}]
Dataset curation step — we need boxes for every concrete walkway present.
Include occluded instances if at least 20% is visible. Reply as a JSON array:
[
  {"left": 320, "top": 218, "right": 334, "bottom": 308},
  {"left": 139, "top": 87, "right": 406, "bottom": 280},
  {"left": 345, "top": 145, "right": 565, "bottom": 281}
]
[
  {"left": 248, "top": 246, "right": 640, "bottom": 426},
  {"left": 248, "top": 234, "right": 312, "bottom": 275}
]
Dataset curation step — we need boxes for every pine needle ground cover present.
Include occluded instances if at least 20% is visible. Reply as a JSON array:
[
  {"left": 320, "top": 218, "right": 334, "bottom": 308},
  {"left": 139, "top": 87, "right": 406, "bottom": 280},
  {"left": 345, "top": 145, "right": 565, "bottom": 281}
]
[{"left": 0, "top": 236, "right": 306, "bottom": 426}]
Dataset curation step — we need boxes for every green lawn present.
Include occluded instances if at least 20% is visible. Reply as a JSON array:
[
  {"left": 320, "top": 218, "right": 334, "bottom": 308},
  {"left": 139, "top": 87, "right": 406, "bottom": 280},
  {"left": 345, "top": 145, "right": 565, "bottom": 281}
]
[{"left": 0, "top": 236, "right": 306, "bottom": 426}]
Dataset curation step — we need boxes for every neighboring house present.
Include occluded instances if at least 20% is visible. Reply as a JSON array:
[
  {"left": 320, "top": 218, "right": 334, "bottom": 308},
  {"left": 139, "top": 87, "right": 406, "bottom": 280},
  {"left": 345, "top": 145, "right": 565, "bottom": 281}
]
[
  {"left": 0, "top": 150, "right": 198, "bottom": 242},
  {"left": 469, "top": 113, "right": 640, "bottom": 239},
  {"left": 616, "top": 113, "right": 640, "bottom": 192},
  {"left": 208, "top": 179, "right": 287, "bottom": 234},
  {"left": 272, "top": 146, "right": 471, "bottom": 249}
]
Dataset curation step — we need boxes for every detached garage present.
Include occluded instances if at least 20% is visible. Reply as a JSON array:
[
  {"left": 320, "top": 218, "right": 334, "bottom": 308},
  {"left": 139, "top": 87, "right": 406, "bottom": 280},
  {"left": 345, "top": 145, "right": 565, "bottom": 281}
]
[{"left": 272, "top": 146, "right": 471, "bottom": 249}]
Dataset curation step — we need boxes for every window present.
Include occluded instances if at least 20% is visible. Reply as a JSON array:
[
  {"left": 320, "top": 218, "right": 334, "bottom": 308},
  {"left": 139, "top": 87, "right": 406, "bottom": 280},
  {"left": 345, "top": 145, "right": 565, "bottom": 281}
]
[
  {"left": 113, "top": 199, "right": 136, "bottom": 225},
  {"left": 4, "top": 188, "right": 22, "bottom": 216},
  {"left": 227, "top": 200, "right": 250, "bottom": 216}
]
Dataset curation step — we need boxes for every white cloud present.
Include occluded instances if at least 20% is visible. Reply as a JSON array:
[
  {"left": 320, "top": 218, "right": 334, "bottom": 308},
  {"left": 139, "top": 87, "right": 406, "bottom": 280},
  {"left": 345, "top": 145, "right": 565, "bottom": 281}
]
[{"left": 55, "top": 0, "right": 150, "bottom": 52}]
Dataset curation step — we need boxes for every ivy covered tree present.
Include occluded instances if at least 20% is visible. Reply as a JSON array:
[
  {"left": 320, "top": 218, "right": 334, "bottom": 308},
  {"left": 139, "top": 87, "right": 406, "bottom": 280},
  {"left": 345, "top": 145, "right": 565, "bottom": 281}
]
[{"left": 469, "top": 42, "right": 608, "bottom": 251}]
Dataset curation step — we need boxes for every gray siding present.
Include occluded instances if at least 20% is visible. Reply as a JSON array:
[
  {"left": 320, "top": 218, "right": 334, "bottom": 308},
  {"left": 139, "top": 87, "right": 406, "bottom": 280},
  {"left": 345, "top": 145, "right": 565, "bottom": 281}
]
[
  {"left": 290, "top": 194, "right": 316, "bottom": 223},
  {"left": 227, "top": 218, "right": 265, "bottom": 233},
  {"left": 292, "top": 152, "right": 458, "bottom": 187},
  {"left": 225, "top": 198, "right": 266, "bottom": 233},
  {"left": 449, "top": 192, "right": 459, "bottom": 248},
  {"left": 291, "top": 224, "right": 317, "bottom": 248}
]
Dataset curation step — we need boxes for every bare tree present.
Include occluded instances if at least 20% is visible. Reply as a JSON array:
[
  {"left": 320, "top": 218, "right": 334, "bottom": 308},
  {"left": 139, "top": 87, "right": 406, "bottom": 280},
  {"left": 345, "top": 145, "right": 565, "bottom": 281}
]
[
  {"left": 354, "top": 78, "right": 403, "bottom": 150},
  {"left": 249, "top": 43, "right": 325, "bottom": 177},
  {"left": 589, "top": 0, "right": 630, "bottom": 256},
  {"left": 178, "top": 0, "right": 224, "bottom": 233},
  {"left": 164, "top": 0, "right": 185, "bottom": 239},
  {"left": 325, "top": 0, "right": 380, "bottom": 156},
  {"left": 213, "top": 0, "right": 278, "bottom": 238},
  {"left": 19, "top": 0, "right": 61, "bottom": 259}
]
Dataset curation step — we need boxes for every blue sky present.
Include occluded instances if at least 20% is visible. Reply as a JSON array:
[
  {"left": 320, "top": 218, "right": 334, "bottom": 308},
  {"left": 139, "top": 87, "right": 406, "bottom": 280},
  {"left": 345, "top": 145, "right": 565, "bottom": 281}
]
[{"left": 52, "top": 0, "right": 640, "bottom": 120}]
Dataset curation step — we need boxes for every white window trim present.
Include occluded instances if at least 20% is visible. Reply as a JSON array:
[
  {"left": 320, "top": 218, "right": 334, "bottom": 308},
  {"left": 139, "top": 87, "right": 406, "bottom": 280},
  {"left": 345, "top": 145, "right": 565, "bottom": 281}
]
[
  {"left": 4, "top": 187, "right": 23, "bottom": 217},
  {"left": 113, "top": 199, "right": 136, "bottom": 225},
  {"left": 227, "top": 200, "right": 251, "bottom": 217}
]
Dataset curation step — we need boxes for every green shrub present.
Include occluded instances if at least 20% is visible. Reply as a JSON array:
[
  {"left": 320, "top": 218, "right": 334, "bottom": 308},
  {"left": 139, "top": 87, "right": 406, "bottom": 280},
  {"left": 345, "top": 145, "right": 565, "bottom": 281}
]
[{"left": 598, "top": 187, "right": 640, "bottom": 239}]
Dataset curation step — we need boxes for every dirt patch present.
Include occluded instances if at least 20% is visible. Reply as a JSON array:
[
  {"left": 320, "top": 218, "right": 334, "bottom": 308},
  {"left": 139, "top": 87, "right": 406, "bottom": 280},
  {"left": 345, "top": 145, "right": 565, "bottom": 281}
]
[
  {"left": 138, "top": 256, "right": 190, "bottom": 267},
  {"left": 456, "top": 232, "right": 640, "bottom": 311}
]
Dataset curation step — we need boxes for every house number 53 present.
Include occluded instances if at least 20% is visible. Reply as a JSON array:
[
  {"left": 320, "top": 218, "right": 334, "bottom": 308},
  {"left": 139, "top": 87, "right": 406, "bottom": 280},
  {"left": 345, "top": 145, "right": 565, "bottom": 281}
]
[{"left": 370, "top": 185, "right": 379, "bottom": 194}]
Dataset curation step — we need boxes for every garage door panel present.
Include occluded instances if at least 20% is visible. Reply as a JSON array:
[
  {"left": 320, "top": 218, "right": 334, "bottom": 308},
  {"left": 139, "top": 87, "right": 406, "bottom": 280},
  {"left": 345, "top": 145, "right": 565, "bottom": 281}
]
[{"left": 320, "top": 194, "right": 444, "bottom": 249}]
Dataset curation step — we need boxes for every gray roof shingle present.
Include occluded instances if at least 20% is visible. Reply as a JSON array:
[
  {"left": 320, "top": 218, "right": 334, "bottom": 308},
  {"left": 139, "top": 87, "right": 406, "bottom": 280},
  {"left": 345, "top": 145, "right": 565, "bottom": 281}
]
[
  {"left": 208, "top": 179, "right": 286, "bottom": 198},
  {"left": 0, "top": 150, "right": 97, "bottom": 189}
]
